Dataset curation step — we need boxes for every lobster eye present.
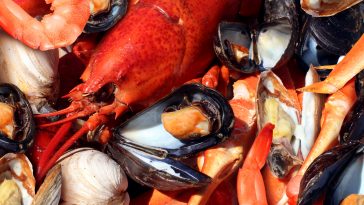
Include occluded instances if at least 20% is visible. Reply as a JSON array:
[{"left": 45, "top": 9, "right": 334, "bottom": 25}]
[{"left": 94, "top": 83, "right": 115, "bottom": 103}]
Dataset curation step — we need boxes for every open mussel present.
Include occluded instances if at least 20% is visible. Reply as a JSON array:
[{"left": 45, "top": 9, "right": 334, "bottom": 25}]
[
  {"left": 107, "top": 83, "right": 234, "bottom": 190},
  {"left": 84, "top": 0, "right": 128, "bottom": 33},
  {"left": 298, "top": 140, "right": 364, "bottom": 205},
  {"left": 0, "top": 84, "right": 35, "bottom": 156},
  {"left": 297, "top": 3, "right": 363, "bottom": 71},
  {"left": 214, "top": 0, "right": 299, "bottom": 73}
]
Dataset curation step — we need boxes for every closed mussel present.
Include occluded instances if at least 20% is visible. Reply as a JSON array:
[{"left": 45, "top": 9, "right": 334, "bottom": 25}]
[
  {"left": 298, "top": 141, "right": 364, "bottom": 205},
  {"left": 340, "top": 71, "right": 364, "bottom": 143},
  {"left": 297, "top": 3, "right": 363, "bottom": 71},
  {"left": 214, "top": 0, "right": 299, "bottom": 73},
  {"left": 107, "top": 83, "right": 234, "bottom": 190},
  {"left": 0, "top": 84, "right": 35, "bottom": 156}
]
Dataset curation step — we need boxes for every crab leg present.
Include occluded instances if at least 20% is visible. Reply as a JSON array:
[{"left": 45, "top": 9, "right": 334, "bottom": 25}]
[
  {"left": 237, "top": 123, "right": 274, "bottom": 205},
  {"left": 188, "top": 71, "right": 258, "bottom": 205},
  {"left": 286, "top": 79, "right": 357, "bottom": 204},
  {"left": 298, "top": 35, "right": 364, "bottom": 94}
]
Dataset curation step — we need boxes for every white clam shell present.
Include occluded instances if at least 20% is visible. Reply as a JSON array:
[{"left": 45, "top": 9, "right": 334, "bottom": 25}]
[
  {"left": 0, "top": 30, "right": 59, "bottom": 113},
  {"left": 0, "top": 153, "right": 35, "bottom": 205},
  {"left": 59, "top": 148, "right": 129, "bottom": 205}
]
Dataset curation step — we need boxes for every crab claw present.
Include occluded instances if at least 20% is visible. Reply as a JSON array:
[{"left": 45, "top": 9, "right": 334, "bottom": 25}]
[
  {"left": 298, "top": 35, "right": 364, "bottom": 94},
  {"left": 237, "top": 123, "right": 274, "bottom": 205}
]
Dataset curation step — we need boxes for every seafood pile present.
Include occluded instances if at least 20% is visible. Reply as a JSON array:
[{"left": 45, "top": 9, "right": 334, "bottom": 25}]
[{"left": 0, "top": 0, "right": 363, "bottom": 204}]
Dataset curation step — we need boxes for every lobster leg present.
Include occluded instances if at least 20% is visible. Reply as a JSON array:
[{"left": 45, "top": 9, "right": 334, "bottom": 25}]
[
  {"left": 36, "top": 122, "right": 72, "bottom": 182},
  {"left": 36, "top": 113, "right": 109, "bottom": 181},
  {"left": 298, "top": 35, "right": 364, "bottom": 94},
  {"left": 237, "top": 123, "right": 274, "bottom": 205}
]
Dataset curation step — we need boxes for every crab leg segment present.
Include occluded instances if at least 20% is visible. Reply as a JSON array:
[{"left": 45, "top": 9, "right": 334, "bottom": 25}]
[
  {"left": 237, "top": 123, "right": 274, "bottom": 205},
  {"left": 298, "top": 35, "right": 364, "bottom": 94}
]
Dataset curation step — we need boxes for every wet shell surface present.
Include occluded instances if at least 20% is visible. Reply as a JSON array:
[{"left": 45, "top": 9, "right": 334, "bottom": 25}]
[
  {"left": 0, "top": 30, "right": 59, "bottom": 113},
  {"left": 58, "top": 148, "right": 129, "bottom": 205},
  {"left": 297, "top": 3, "right": 363, "bottom": 69},
  {"left": 0, "top": 84, "right": 35, "bottom": 156},
  {"left": 214, "top": 0, "right": 299, "bottom": 73},
  {"left": 256, "top": 69, "right": 323, "bottom": 178},
  {"left": 301, "top": 0, "right": 363, "bottom": 17},
  {"left": 0, "top": 153, "right": 35, "bottom": 205},
  {"left": 108, "top": 83, "right": 234, "bottom": 190}
]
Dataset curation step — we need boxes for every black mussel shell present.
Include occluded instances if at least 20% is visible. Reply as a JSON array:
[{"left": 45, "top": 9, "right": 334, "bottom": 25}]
[
  {"left": 340, "top": 71, "right": 364, "bottom": 143},
  {"left": 0, "top": 84, "right": 35, "bottom": 156},
  {"left": 107, "top": 83, "right": 234, "bottom": 190},
  {"left": 214, "top": 22, "right": 255, "bottom": 73},
  {"left": 84, "top": 0, "right": 128, "bottom": 33},
  {"left": 214, "top": 0, "right": 299, "bottom": 73},
  {"left": 324, "top": 149, "right": 364, "bottom": 205},
  {"left": 298, "top": 141, "right": 363, "bottom": 205},
  {"left": 108, "top": 142, "right": 211, "bottom": 190},
  {"left": 297, "top": 4, "right": 363, "bottom": 70}
]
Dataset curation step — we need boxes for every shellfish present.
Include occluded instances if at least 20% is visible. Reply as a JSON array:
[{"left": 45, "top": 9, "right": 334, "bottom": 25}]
[
  {"left": 107, "top": 83, "right": 234, "bottom": 190},
  {"left": 0, "top": 84, "right": 35, "bottom": 155},
  {"left": 214, "top": 0, "right": 299, "bottom": 73}
]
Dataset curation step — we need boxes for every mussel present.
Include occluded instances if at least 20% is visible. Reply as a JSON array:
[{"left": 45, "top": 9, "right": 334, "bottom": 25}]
[
  {"left": 297, "top": 3, "right": 363, "bottom": 71},
  {"left": 298, "top": 141, "right": 364, "bottom": 205},
  {"left": 0, "top": 30, "right": 60, "bottom": 113},
  {"left": 0, "top": 84, "right": 35, "bottom": 156},
  {"left": 214, "top": 0, "right": 299, "bottom": 73},
  {"left": 84, "top": 0, "right": 128, "bottom": 33},
  {"left": 340, "top": 71, "right": 364, "bottom": 143},
  {"left": 107, "top": 83, "right": 234, "bottom": 190}
]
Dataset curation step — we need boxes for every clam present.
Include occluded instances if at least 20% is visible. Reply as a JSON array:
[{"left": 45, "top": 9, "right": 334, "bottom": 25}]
[
  {"left": 0, "top": 30, "right": 59, "bottom": 114},
  {"left": 0, "top": 153, "right": 35, "bottom": 205},
  {"left": 297, "top": 4, "right": 363, "bottom": 70},
  {"left": 107, "top": 83, "right": 234, "bottom": 190},
  {"left": 214, "top": 0, "right": 299, "bottom": 73},
  {"left": 58, "top": 148, "right": 129, "bottom": 205},
  {"left": 0, "top": 153, "right": 62, "bottom": 205},
  {"left": 0, "top": 84, "right": 35, "bottom": 155},
  {"left": 301, "top": 0, "right": 363, "bottom": 17},
  {"left": 33, "top": 165, "right": 62, "bottom": 205},
  {"left": 85, "top": 0, "right": 128, "bottom": 33},
  {"left": 257, "top": 69, "right": 323, "bottom": 178}
]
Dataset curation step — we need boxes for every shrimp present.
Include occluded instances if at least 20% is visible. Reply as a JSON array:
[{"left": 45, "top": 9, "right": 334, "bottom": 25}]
[{"left": 0, "top": 0, "right": 90, "bottom": 50}]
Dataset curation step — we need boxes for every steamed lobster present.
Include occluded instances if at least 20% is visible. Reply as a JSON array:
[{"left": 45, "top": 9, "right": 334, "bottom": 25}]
[{"left": 15, "top": 0, "right": 241, "bottom": 181}]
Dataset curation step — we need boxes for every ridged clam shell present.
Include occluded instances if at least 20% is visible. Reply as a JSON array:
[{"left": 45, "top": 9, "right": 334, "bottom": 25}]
[
  {"left": 0, "top": 153, "right": 35, "bottom": 205},
  {"left": 0, "top": 30, "right": 59, "bottom": 113},
  {"left": 59, "top": 148, "right": 129, "bottom": 205}
]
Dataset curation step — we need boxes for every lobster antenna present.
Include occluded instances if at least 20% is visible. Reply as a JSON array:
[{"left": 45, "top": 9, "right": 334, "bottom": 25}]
[
  {"left": 36, "top": 122, "right": 72, "bottom": 182},
  {"left": 36, "top": 114, "right": 106, "bottom": 182},
  {"left": 38, "top": 115, "right": 80, "bottom": 128},
  {"left": 35, "top": 105, "right": 79, "bottom": 118},
  {"left": 36, "top": 124, "right": 90, "bottom": 182}
]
